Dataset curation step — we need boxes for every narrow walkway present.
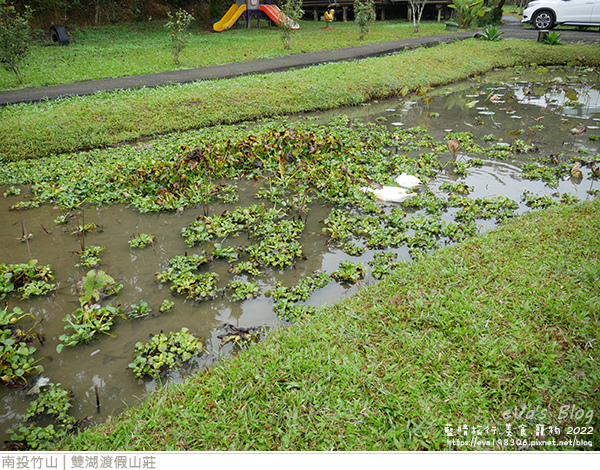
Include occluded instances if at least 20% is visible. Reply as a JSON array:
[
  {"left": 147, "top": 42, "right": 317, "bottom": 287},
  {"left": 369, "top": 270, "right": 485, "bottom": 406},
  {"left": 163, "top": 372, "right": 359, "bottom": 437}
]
[{"left": 1, "top": 17, "right": 598, "bottom": 107}]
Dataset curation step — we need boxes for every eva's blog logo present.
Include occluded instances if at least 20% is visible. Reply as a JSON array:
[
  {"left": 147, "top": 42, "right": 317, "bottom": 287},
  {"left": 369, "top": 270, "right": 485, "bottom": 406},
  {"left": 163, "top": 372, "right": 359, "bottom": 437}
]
[{"left": 502, "top": 405, "right": 594, "bottom": 425}]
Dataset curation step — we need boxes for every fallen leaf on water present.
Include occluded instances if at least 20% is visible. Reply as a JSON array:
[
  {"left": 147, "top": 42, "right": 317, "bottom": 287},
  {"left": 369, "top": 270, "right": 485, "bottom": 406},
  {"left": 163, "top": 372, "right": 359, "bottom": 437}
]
[
  {"left": 446, "top": 139, "right": 461, "bottom": 154},
  {"left": 569, "top": 125, "right": 587, "bottom": 137}
]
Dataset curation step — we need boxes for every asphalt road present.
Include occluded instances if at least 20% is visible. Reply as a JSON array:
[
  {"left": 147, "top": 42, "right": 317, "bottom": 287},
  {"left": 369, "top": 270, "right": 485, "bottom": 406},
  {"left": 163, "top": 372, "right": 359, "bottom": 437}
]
[{"left": 0, "top": 16, "right": 598, "bottom": 107}]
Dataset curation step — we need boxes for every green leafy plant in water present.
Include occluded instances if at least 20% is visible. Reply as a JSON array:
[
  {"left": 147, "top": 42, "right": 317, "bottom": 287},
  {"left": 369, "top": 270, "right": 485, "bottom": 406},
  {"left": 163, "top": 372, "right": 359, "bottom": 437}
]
[
  {"left": 229, "top": 261, "right": 261, "bottom": 276},
  {"left": 22, "top": 382, "right": 73, "bottom": 423},
  {"left": 129, "top": 327, "right": 204, "bottom": 378},
  {"left": 332, "top": 260, "right": 366, "bottom": 285},
  {"left": 3, "top": 185, "right": 21, "bottom": 197},
  {"left": 128, "top": 299, "right": 153, "bottom": 319},
  {"left": 7, "top": 422, "right": 75, "bottom": 451},
  {"left": 76, "top": 246, "right": 104, "bottom": 268},
  {"left": 368, "top": 252, "right": 402, "bottom": 280},
  {"left": 156, "top": 254, "right": 220, "bottom": 300},
  {"left": 0, "top": 306, "right": 43, "bottom": 387},
  {"left": 521, "top": 163, "right": 560, "bottom": 186},
  {"left": 212, "top": 243, "right": 239, "bottom": 263},
  {"left": 521, "top": 190, "right": 557, "bottom": 209},
  {"left": 159, "top": 300, "right": 175, "bottom": 313},
  {"left": 7, "top": 380, "right": 81, "bottom": 450},
  {"left": 342, "top": 242, "right": 366, "bottom": 256},
  {"left": 65, "top": 222, "right": 103, "bottom": 236},
  {"left": 440, "top": 181, "right": 473, "bottom": 195},
  {"left": 0, "top": 260, "right": 56, "bottom": 300},
  {"left": 451, "top": 195, "right": 518, "bottom": 224},
  {"left": 77, "top": 270, "right": 122, "bottom": 307},
  {"left": 228, "top": 280, "right": 261, "bottom": 301},
  {"left": 57, "top": 304, "right": 122, "bottom": 352},
  {"left": 128, "top": 233, "right": 156, "bottom": 248},
  {"left": 269, "top": 272, "right": 331, "bottom": 320}
]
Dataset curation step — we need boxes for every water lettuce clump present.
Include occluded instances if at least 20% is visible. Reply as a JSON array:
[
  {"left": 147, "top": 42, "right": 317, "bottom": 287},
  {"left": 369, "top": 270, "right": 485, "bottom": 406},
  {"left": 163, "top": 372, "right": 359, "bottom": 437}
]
[
  {"left": 0, "top": 306, "right": 43, "bottom": 387},
  {"left": 129, "top": 328, "right": 204, "bottom": 378}
]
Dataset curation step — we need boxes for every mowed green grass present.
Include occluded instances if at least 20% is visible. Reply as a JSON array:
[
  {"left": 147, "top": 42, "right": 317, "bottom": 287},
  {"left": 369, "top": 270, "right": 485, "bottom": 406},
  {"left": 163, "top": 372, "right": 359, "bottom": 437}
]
[{"left": 1, "top": 19, "right": 450, "bottom": 90}]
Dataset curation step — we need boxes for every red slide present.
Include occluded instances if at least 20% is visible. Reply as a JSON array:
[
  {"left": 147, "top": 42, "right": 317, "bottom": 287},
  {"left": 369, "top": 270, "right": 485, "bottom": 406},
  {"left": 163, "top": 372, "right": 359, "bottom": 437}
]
[{"left": 259, "top": 4, "right": 300, "bottom": 29}]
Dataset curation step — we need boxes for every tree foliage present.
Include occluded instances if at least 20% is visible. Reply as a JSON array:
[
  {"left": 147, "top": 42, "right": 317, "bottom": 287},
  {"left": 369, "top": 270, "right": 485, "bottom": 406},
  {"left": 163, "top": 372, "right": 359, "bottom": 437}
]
[
  {"left": 165, "top": 7, "right": 194, "bottom": 66},
  {"left": 279, "top": 0, "right": 303, "bottom": 50},
  {"left": 0, "top": 0, "right": 32, "bottom": 82},
  {"left": 354, "top": 0, "right": 375, "bottom": 40}
]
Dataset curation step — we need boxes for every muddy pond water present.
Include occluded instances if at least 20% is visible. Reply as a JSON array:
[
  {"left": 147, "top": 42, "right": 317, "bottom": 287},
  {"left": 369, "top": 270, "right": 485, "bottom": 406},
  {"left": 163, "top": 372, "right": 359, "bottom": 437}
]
[{"left": 1, "top": 67, "right": 599, "bottom": 447}]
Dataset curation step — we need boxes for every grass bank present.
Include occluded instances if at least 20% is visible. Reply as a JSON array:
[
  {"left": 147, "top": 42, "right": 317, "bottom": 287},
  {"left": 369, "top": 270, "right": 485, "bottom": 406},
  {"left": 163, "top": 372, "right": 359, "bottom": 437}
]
[
  {"left": 2, "top": 39, "right": 599, "bottom": 162},
  {"left": 55, "top": 198, "right": 600, "bottom": 451}
]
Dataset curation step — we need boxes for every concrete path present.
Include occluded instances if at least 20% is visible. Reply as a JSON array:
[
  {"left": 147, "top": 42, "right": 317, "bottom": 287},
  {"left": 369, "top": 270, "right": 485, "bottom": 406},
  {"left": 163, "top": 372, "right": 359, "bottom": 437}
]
[{"left": 1, "top": 16, "right": 598, "bottom": 107}]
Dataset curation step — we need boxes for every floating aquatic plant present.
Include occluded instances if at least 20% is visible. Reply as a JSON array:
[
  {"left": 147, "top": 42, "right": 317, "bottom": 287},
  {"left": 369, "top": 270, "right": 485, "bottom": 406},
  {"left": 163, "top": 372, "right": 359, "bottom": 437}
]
[
  {"left": 128, "top": 299, "right": 153, "bottom": 319},
  {"left": 0, "top": 260, "right": 56, "bottom": 300},
  {"left": 57, "top": 304, "right": 121, "bottom": 351},
  {"left": 22, "top": 382, "right": 73, "bottom": 422},
  {"left": 0, "top": 306, "right": 43, "bottom": 387},
  {"left": 128, "top": 233, "right": 156, "bottom": 248},
  {"left": 76, "top": 270, "right": 122, "bottom": 307},
  {"left": 269, "top": 272, "right": 331, "bottom": 320},
  {"left": 75, "top": 246, "right": 104, "bottom": 268},
  {"left": 227, "top": 280, "right": 261, "bottom": 301},
  {"left": 129, "top": 327, "right": 204, "bottom": 378},
  {"left": 332, "top": 260, "right": 366, "bottom": 285},
  {"left": 368, "top": 252, "right": 402, "bottom": 280}
]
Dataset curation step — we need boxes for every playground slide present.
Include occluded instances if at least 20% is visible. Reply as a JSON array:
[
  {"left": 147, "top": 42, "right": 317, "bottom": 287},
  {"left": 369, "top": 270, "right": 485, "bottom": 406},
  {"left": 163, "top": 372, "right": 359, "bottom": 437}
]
[
  {"left": 258, "top": 4, "right": 299, "bottom": 29},
  {"left": 213, "top": 4, "right": 247, "bottom": 32}
]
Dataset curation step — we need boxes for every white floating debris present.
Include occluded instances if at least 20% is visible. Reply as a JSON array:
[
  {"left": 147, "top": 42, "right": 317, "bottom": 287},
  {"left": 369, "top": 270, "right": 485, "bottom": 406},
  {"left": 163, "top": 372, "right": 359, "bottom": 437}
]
[
  {"left": 360, "top": 186, "right": 416, "bottom": 203},
  {"left": 391, "top": 122, "right": 403, "bottom": 126}
]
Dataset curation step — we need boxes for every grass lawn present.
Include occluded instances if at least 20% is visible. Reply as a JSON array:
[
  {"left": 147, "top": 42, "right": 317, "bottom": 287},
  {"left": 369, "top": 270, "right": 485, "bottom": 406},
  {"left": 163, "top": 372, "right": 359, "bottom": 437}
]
[{"left": 1, "top": 20, "right": 451, "bottom": 90}]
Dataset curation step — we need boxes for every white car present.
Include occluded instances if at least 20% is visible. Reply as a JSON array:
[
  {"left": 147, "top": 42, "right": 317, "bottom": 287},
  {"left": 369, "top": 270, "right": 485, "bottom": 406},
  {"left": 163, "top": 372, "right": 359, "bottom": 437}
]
[{"left": 521, "top": 0, "right": 600, "bottom": 29}]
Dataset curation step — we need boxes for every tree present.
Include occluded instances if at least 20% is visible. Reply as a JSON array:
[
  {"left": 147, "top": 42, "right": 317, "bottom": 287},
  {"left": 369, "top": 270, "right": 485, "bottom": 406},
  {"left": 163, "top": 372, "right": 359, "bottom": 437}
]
[
  {"left": 165, "top": 8, "right": 194, "bottom": 66},
  {"left": 407, "top": 0, "right": 427, "bottom": 33},
  {"left": 0, "top": 0, "right": 32, "bottom": 83},
  {"left": 448, "top": 0, "right": 488, "bottom": 28},
  {"left": 354, "top": 0, "right": 375, "bottom": 40},
  {"left": 279, "top": 0, "right": 303, "bottom": 50}
]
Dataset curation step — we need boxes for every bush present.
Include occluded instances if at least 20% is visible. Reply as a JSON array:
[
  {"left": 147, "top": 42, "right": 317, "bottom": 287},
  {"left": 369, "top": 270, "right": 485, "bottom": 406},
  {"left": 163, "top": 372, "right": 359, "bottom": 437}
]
[
  {"left": 0, "top": 0, "right": 32, "bottom": 82},
  {"left": 354, "top": 0, "right": 375, "bottom": 40},
  {"left": 165, "top": 8, "right": 194, "bottom": 66},
  {"left": 279, "top": 0, "right": 303, "bottom": 50}
]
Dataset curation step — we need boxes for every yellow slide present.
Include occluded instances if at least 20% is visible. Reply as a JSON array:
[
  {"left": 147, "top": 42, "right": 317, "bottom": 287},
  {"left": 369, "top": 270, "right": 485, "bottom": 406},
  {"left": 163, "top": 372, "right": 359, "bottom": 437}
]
[{"left": 213, "top": 4, "right": 247, "bottom": 32}]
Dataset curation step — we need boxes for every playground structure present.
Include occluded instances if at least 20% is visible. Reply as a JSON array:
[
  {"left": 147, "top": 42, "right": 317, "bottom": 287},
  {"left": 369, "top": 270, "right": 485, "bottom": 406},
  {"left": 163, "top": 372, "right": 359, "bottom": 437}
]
[{"left": 213, "top": 0, "right": 300, "bottom": 32}]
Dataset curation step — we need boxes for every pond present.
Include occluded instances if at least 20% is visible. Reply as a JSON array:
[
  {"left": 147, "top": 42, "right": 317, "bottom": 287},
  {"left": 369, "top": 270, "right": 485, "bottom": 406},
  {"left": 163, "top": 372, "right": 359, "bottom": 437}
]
[{"left": 1, "top": 66, "right": 599, "bottom": 449}]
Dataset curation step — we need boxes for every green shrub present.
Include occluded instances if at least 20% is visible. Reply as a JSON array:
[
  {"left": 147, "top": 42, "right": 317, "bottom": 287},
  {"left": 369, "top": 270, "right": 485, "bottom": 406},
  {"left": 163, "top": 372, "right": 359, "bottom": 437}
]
[
  {"left": 165, "top": 8, "right": 194, "bottom": 66},
  {"left": 0, "top": 0, "right": 32, "bottom": 82},
  {"left": 354, "top": 0, "right": 375, "bottom": 40}
]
